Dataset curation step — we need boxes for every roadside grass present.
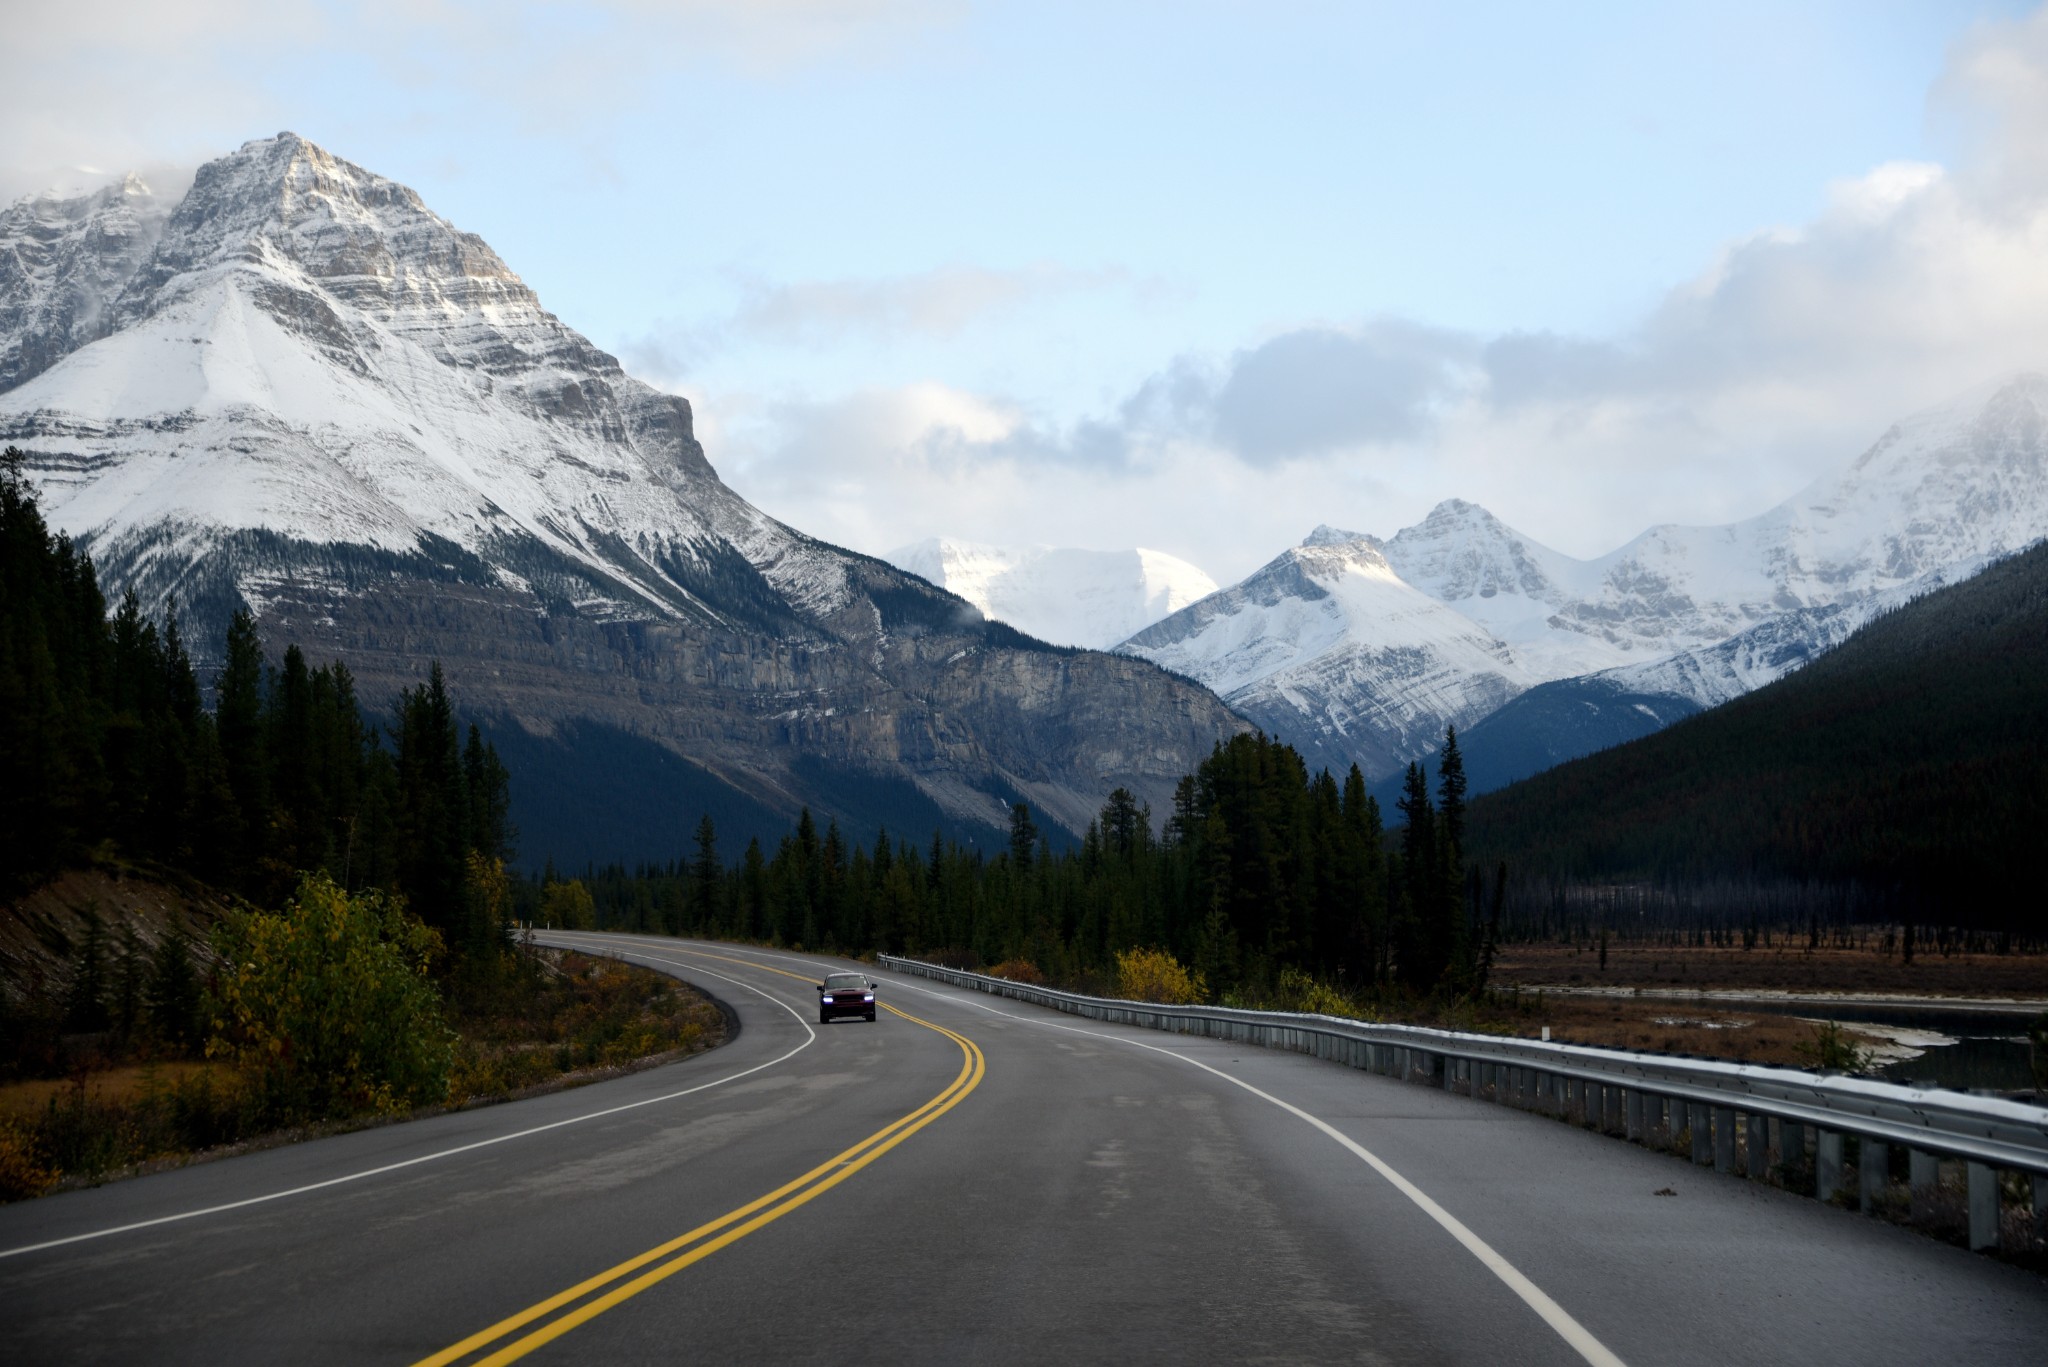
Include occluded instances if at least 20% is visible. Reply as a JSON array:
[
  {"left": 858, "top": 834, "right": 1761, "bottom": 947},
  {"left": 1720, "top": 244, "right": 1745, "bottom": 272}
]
[{"left": 0, "top": 945, "right": 724, "bottom": 1203}]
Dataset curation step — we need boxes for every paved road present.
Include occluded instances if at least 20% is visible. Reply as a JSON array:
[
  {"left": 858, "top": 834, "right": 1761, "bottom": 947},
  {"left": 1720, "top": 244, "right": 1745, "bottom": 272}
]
[{"left": 3, "top": 933, "right": 2044, "bottom": 1365}]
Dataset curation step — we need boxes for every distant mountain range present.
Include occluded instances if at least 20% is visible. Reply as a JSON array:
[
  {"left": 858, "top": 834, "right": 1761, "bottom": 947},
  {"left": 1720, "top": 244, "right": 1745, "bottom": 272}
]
[
  {"left": 1117, "top": 374, "right": 2047, "bottom": 790},
  {"left": 905, "top": 371, "right": 2046, "bottom": 794},
  {"left": 0, "top": 133, "right": 1246, "bottom": 862}
]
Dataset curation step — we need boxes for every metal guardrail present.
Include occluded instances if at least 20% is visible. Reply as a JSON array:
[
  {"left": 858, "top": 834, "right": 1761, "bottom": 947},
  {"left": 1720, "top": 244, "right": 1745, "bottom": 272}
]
[{"left": 877, "top": 955, "right": 2048, "bottom": 1250}]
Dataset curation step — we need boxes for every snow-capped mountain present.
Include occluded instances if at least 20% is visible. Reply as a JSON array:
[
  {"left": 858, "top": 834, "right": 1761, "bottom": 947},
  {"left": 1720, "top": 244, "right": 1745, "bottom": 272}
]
[
  {"left": 0, "top": 133, "right": 1245, "bottom": 852},
  {"left": 1124, "top": 373, "right": 2048, "bottom": 785},
  {"left": 1120, "top": 528, "right": 1532, "bottom": 778},
  {"left": 886, "top": 538, "right": 1216, "bottom": 649}
]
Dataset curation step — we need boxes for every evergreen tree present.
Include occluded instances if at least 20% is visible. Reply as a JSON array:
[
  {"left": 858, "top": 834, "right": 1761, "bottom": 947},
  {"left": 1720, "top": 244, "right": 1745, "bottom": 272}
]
[
  {"left": 691, "top": 815, "right": 720, "bottom": 933},
  {"left": 146, "top": 926, "right": 204, "bottom": 1049},
  {"left": 216, "top": 609, "right": 267, "bottom": 882},
  {"left": 1008, "top": 802, "right": 1039, "bottom": 871}
]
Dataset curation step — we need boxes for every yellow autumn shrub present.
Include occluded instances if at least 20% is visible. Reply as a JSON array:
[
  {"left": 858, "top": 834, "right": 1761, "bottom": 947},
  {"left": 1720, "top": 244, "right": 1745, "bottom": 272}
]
[{"left": 1115, "top": 947, "right": 1207, "bottom": 1005}]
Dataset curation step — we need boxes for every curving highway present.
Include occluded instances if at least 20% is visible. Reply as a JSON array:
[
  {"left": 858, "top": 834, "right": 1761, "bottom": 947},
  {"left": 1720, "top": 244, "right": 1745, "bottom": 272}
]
[{"left": 2, "top": 932, "right": 2044, "bottom": 1364}]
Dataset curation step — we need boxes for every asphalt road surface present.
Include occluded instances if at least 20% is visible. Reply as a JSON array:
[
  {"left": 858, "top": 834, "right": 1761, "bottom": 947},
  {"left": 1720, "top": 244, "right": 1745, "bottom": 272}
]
[{"left": 4, "top": 932, "right": 2045, "bottom": 1365}]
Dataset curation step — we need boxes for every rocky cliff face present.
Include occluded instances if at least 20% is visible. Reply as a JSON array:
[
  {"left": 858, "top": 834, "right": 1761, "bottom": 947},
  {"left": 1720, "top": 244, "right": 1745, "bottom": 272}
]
[
  {"left": 0, "top": 133, "right": 1246, "bottom": 851},
  {"left": 0, "top": 174, "right": 171, "bottom": 393}
]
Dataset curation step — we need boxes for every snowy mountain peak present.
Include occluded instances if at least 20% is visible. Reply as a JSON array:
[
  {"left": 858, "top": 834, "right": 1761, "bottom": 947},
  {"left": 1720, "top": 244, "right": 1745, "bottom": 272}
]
[
  {"left": 112, "top": 132, "right": 537, "bottom": 346},
  {"left": 1122, "top": 525, "right": 1527, "bottom": 772},
  {"left": 1299, "top": 523, "right": 1369, "bottom": 548},
  {"left": 0, "top": 132, "right": 777, "bottom": 624}
]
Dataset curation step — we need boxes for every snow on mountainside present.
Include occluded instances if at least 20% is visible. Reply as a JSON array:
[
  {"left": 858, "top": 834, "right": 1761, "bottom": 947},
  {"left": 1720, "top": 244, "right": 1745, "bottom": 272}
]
[
  {"left": 886, "top": 538, "right": 1217, "bottom": 649},
  {"left": 0, "top": 132, "right": 825, "bottom": 626},
  {"left": 1122, "top": 373, "right": 2048, "bottom": 784},
  {"left": 1120, "top": 528, "right": 1531, "bottom": 777},
  {"left": 0, "top": 133, "right": 1246, "bottom": 847}
]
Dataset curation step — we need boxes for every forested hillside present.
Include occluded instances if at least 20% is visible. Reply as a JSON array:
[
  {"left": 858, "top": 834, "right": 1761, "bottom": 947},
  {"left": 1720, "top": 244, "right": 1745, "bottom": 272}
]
[
  {"left": 1465, "top": 539, "right": 2048, "bottom": 933},
  {"left": 0, "top": 447, "right": 512, "bottom": 961}
]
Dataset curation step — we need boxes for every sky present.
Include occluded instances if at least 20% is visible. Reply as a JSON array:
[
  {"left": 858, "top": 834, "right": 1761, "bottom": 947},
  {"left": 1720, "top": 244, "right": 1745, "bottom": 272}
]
[{"left": 6, "top": 0, "right": 2048, "bottom": 581}]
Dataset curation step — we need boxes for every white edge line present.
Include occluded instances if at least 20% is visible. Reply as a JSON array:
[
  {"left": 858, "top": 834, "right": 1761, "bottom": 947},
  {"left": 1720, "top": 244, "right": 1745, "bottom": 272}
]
[
  {"left": 0, "top": 956, "right": 815, "bottom": 1262},
  {"left": 885, "top": 974, "right": 1628, "bottom": 1367}
]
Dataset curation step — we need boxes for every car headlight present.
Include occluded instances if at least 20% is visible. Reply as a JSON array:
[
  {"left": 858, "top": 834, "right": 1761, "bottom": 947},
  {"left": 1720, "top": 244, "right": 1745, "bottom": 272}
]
[
  {"left": 821, "top": 996, "right": 834, "bottom": 1003},
  {"left": 863, "top": 994, "right": 874, "bottom": 1002}
]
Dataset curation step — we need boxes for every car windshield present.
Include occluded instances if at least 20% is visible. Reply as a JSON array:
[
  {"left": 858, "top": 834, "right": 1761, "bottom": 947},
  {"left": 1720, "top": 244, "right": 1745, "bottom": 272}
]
[{"left": 824, "top": 975, "right": 867, "bottom": 990}]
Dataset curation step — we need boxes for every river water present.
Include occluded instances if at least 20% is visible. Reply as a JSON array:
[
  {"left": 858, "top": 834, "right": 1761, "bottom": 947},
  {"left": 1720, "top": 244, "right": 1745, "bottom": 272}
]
[{"left": 1726, "top": 998, "right": 2042, "bottom": 1092}]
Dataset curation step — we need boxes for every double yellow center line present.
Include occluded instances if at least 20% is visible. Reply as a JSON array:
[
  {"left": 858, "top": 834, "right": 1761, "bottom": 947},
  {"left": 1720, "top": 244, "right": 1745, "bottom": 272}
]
[{"left": 414, "top": 950, "right": 984, "bottom": 1366}]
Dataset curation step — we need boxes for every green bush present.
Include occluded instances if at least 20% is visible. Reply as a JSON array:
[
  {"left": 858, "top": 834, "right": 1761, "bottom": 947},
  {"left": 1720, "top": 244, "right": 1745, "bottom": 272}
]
[
  {"left": 1797, "top": 1020, "right": 1871, "bottom": 1074},
  {"left": 207, "top": 873, "right": 454, "bottom": 1121}
]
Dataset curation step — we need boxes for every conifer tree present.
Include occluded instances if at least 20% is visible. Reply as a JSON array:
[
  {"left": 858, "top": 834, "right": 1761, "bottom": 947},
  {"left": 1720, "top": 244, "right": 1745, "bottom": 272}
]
[{"left": 1008, "top": 802, "right": 1040, "bottom": 871}]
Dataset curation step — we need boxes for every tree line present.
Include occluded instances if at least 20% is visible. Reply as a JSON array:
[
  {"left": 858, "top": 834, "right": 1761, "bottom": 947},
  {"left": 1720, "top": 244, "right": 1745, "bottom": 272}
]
[{"left": 540, "top": 729, "right": 1492, "bottom": 1002}]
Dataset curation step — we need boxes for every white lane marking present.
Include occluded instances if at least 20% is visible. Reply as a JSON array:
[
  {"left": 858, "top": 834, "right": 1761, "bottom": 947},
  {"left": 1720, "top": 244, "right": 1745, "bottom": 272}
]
[
  {"left": 885, "top": 977, "right": 1627, "bottom": 1367},
  {"left": 0, "top": 961, "right": 815, "bottom": 1262}
]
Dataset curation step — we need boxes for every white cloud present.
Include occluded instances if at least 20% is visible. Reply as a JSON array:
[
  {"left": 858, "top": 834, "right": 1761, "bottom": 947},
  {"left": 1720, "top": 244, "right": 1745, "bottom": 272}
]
[
  {"left": 0, "top": 0, "right": 956, "bottom": 200},
  {"left": 716, "top": 7, "right": 2048, "bottom": 568},
  {"left": 623, "top": 264, "right": 1148, "bottom": 383},
  {"left": 724, "top": 264, "right": 1134, "bottom": 346}
]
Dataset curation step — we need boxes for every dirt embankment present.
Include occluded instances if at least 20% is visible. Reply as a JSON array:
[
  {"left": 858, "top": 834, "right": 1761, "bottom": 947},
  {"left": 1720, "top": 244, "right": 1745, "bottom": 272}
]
[{"left": 0, "top": 861, "right": 235, "bottom": 1018}]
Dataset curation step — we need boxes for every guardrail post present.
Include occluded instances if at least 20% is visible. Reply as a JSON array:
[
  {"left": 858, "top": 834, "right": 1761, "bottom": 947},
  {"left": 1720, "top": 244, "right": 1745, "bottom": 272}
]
[
  {"left": 1909, "top": 1149, "right": 1939, "bottom": 1222},
  {"left": 1746, "top": 1113, "right": 1769, "bottom": 1178},
  {"left": 1604, "top": 1085, "right": 1623, "bottom": 1135},
  {"left": 1444, "top": 1057, "right": 1457, "bottom": 1092},
  {"left": 1817, "top": 1130, "right": 1843, "bottom": 1202},
  {"left": 1968, "top": 1162, "right": 1999, "bottom": 1251},
  {"left": 2035, "top": 1174, "right": 2048, "bottom": 1240},
  {"left": 1780, "top": 1120, "right": 1804, "bottom": 1178},
  {"left": 1860, "top": 1140, "right": 1889, "bottom": 1213},
  {"left": 1625, "top": 1089, "right": 1644, "bottom": 1141},
  {"left": 1691, "top": 1104, "right": 1713, "bottom": 1165},
  {"left": 1714, "top": 1107, "right": 1737, "bottom": 1173}
]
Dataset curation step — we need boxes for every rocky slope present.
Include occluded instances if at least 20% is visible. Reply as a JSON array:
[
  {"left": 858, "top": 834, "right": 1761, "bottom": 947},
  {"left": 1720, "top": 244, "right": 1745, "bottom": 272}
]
[{"left": 0, "top": 133, "right": 1246, "bottom": 853}]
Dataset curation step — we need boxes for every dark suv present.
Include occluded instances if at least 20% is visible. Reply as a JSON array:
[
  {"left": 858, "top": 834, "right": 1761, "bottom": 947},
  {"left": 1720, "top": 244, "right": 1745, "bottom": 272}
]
[{"left": 817, "top": 973, "right": 878, "bottom": 1023}]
